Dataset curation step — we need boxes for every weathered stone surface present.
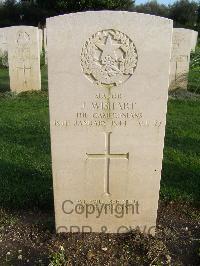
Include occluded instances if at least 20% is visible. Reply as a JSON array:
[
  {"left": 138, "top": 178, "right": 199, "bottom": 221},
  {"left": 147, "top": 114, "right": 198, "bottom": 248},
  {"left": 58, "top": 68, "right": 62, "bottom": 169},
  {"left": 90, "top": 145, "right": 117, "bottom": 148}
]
[
  {"left": 47, "top": 11, "right": 173, "bottom": 234},
  {"left": 7, "top": 26, "right": 41, "bottom": 93}
]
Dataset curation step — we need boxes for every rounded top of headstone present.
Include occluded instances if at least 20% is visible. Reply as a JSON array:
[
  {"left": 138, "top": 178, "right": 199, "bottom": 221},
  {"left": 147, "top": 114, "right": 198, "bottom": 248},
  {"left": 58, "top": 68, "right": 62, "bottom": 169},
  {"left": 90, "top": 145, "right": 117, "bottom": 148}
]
[{"left": 47, "top": 11, "right": 173, "bottom": 25}]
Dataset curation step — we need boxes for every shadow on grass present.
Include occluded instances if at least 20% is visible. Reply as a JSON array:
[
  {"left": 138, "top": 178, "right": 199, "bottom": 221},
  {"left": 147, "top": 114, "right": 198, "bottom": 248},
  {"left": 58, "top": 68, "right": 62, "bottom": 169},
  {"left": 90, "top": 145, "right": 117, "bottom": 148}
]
[
  {"left": 165, "top": 133, "right": 200, "bottom": 156},
  {"left": 161, "top": 157, "right": 200, "bottom": 204},
  {"left": 0, "top": 92, "right": 52, "bottom": 211},
  {"left": 0, "top": 119, "right": 50, "bottom": 152},
  {"left": 0, "top": 159, "right": 54, "bottom": 210}
]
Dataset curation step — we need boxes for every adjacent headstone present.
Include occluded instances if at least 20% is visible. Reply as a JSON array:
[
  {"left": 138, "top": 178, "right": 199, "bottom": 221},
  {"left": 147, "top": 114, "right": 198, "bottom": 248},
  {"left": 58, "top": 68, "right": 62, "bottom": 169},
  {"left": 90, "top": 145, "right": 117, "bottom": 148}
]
[
  {"left": 7, "top": 26, "right": 41, "bottom": 93},
  {"left": 47, "top": 11, "right": 173, "bottom": 234},
  {"left": 0, "top": 28, "right": 9, "bottom": 67},
  {"left": 191, "top": 30, "right": 198, "bottom": 51},
  {"left": 39, "top": 28, "right": 43, "bottom": 53},
  {"left": 43, "top": 28, "right": 48, "bottom": 64},
  {"left": 169, "top": 28, "right": 197, "bottom": 90},
  {"left": 0, "top": 28, "right": 8, "bottom": 56}
]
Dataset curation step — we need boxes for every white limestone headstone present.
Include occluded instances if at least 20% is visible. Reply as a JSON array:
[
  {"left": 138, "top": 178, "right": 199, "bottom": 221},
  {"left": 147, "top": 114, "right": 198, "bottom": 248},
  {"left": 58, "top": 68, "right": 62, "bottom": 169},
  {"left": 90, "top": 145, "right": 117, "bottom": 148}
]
[
  {"left": 7, "top": 26, "right": 41, "bottom": 93},
  {"left": 169, "top": 28, "right": 197, "bottom": 90},
  {"left": 43, "top": 28, "right": 48, "bottom": 64},
  {"left": 0, "top": 28, "right": 8, "bottom": 56},
  {"left": 39, "top": 28, "right": 43, "bottom": 53},
  {"left": 0, "top": 27, "right": 9, "bottom": 67},
  {"left": 47, "top": 11, "right": 173, "bottom": 234},
  {"left": 191, "top": 30, "right": 198, "bottom": 51}
]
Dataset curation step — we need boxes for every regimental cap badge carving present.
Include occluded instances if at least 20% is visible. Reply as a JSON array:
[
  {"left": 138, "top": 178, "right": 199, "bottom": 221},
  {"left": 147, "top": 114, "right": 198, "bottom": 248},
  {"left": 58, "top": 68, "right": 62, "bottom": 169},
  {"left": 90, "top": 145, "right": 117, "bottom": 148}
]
[
  {"left": 81, "top": 29, "right": 138, "bottom": 87},
  {"left": 16, "top": 30, "right": 30, "bottom": 47}
]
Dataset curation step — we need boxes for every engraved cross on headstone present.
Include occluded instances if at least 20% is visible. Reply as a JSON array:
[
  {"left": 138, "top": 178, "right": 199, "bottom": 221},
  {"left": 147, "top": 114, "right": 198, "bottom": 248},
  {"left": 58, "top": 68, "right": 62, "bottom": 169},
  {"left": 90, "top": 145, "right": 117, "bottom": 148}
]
[
  {"left": 86, "top": 132, "right": 129, "bottom": 196},
  {"left": 17, "top": 62, "right": 31, "bottom": 84}
]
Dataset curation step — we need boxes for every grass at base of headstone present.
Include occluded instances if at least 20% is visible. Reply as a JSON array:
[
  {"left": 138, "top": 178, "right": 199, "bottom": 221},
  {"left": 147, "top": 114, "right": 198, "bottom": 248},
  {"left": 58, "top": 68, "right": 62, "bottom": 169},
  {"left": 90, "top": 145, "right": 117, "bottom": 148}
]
[{"left": 0, "top": 92, "right": 199, "bottom": 210}]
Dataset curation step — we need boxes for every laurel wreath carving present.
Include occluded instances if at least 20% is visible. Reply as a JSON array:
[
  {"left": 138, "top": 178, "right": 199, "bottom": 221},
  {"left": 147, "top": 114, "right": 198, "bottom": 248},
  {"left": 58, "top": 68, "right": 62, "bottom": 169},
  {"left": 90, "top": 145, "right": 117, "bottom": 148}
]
[{"left": 81, "top": 29, "right": 138, "bottom": 87}]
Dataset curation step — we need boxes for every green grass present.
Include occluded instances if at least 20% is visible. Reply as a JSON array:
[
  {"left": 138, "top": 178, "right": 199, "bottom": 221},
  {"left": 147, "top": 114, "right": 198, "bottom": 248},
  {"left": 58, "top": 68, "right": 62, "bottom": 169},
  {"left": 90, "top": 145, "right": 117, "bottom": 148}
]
[
  {"left": 188, "top": 44, "right": 200, "bottom": 94},
  {"left": 41, "top": 64, "right": 48, "bottom": 91},
  {"left": 188, "top": 66, "right": 200, "bottom": 94},
  {"left": 0, "top": 67, "right": 10, "bottom": 92},
  {"left": 0, "top": 66, "right": 199, "bottom": 210},
  {"left": 0, "top": 91, "right": 53, "bottom": 210},
  {"left": 161, "top": 100, "right": 200, "bottom": 203}
]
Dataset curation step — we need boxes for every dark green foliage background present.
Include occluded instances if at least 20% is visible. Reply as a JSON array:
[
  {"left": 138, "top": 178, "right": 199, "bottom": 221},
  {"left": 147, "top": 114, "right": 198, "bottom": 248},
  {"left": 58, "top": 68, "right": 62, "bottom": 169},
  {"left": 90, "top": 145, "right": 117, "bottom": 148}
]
[{"left": 0, "top": 0, "right": 200, "bottom": 33}]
